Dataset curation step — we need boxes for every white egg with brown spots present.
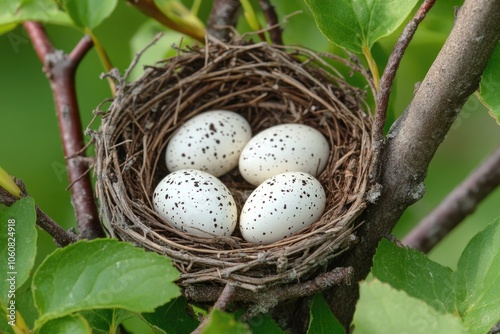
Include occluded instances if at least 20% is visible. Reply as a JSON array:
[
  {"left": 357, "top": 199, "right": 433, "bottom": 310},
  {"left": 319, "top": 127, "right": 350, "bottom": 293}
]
[
  {"left": 166, "top": 110, "right": 252, "bottom": 177},
  {"left": 153, "top": 169, "right": 237, "bottom": 237},
  {"left": 239, "top": 172, "right": 326, "bottom": 245},
  {"left": 238, "top": 123, "right": 330, "bottom": 186}
]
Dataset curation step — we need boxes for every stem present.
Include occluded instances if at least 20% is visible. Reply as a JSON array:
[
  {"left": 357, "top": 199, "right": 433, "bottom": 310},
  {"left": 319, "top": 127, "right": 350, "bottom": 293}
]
[
  {"left": 86, "top": 29, "right": 116, "bottom": 96},
  {"left": 370, "top": 0, "right": 437, "bottom": 182},
  {"left": 326, "top": 0, "right": 500, "bottom": 327},
  {"left": 24, "top": 21, "right": 105, "bottom": 240},
  {"left": 403, "top": 145, "right": 500, "bottom": 253},
  {"left": 240, "top": 0, "right": 267, "bottom": 41},
  {"left": 0, "top": 167, "right": 22, "bottom": 198},
  {"left": 259, "top": 0, "right": 283, "bottom": 45},
  {"left": 127, "top": 0, "right": 205, "bottom": 43},
  {"left": 191, "top": 0, "right": 202, "bottom": 16},
  {"left": 362, "top": 44, "right": 380, "bottom": 92}
]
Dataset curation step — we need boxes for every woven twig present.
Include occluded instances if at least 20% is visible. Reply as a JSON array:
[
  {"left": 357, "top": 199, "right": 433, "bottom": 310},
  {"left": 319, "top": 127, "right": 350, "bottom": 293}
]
[{"left": 93, "top": 39, "right": 372, "bottom": 292}]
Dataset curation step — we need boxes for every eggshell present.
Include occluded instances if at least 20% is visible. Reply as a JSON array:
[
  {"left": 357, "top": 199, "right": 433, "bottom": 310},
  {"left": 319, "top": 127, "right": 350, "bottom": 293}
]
[
  {"left": 166, "top": 110, "right": 252, "bottom": 177},
  {"left": 238, "top": 123, "right": 330, "bottom": 186},
  {"left": 153, "top": 169, "right": 237, "bottom": 237},
  {"left": 239, "top": 172, "right": 326, "bottom": 245}
]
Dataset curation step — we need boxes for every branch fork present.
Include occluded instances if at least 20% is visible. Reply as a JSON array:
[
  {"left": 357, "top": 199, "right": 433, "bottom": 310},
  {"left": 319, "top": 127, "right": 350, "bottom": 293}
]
[{"left": 24, "top": 22, "right": 104, "bottom": 240}]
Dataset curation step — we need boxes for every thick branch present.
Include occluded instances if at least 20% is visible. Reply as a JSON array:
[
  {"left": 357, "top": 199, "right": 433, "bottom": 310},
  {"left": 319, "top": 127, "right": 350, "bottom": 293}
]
[
  {"left": 206, "top": 0, "right": 241, "bottom": 41},
  {"left": 185, "top": 267, "right": 353, "bottom": 321},
  {"left": 24, "top": 22, "right": 104, "bottom": 239},
  {"left": 403, "top": 145, "right": 500, "bottom": 253},
  {"left": 327, "top": 0, "right": 500, "bottom": 327},
  {"left": 371, "top": 0, "right": 436, "bottom": 181}
]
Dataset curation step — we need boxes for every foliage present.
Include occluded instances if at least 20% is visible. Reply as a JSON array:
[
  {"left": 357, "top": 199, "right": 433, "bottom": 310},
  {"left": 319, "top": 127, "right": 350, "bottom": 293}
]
[
  {"left": 371, "top": 219, "right": 500, "bottom": 333},
  {"left": 308, "top": 294, "right": 345, "bottom": 334},
  {"left": 1, "top": 223, "right": 181, "bottom": 333},
  {"left": 304, "top": 0, "right": 419, "bottom": 89},
  {"left": 0, "top": 197, "right": 37, "bottom": 306},
  {"left": 1, "top": 0, "right": 500, "bottom": 333},
  {"left": 478, "top": 44, "right": 500, "bottom": 123}
]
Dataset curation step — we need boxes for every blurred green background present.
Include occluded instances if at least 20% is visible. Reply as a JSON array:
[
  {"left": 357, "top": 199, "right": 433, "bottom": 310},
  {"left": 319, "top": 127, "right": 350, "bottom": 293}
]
[{"left": 1, "top": 0, "right": 499, "bottom": 274}]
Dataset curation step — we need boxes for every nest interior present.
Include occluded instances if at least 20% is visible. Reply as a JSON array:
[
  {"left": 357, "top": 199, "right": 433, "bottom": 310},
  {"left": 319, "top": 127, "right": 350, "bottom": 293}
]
[{"left": 93, "top": 40, "right": 372, "bottom": 292}]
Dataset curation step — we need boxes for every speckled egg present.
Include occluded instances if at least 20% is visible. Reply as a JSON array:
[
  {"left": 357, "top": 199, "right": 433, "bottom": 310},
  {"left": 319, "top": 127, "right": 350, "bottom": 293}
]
[
  {"left": 238, "top": 123, "right": 330, "bottom": 186},
  {"left": 239, "top": 172, "right": 326, "bottom": 245},
  {"left": 153, "top": 169, "right": 237, "bottom": 238},
  {"left": 166, "top": 110, "right": 252, "bottom": 177}
]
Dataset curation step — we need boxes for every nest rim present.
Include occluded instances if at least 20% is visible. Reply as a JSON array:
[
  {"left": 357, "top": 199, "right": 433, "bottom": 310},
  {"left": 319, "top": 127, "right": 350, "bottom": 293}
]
[{"left": 93, "top": 39, "right": 373, "bottom": 291}]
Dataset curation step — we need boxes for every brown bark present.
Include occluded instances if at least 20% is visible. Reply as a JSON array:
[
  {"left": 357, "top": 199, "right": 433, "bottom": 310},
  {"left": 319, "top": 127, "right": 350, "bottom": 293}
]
[
  {"left": 327, "top": 0, "right": 500, "bottom": 328},
  {"left": 24, "top": 22, "right": 105, "bottom": 239}
]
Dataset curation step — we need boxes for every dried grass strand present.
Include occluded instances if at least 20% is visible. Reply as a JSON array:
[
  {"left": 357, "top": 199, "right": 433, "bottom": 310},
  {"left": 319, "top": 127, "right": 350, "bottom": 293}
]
[{"left": 93, "top": 40, "right": 372, "bottom": 291}]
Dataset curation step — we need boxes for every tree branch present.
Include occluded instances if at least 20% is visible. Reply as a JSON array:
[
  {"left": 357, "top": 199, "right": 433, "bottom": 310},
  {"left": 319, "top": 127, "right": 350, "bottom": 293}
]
[
  {"left": 185, "top": 267, "right": 353, "bottom": 321},
  {"left": 24, "top": 22, "right": 105, "bottom": 240},
  {"left": 371, "top": 0, "right": 437, "bottom": 181},
  {"left": 192, "top": 284, "right": 236, "bottom": 334},
  {"left": 327, "top": 0, "right": 500, "bottom": 327},
  {"left": 0, "top": 181, "right": 78, "bottom": 247},
  {"left": 206, "top": 0, "right": 241, "bottom": 41},
  {"left": 403, "top": 145, "right": 500, "bottom": 253},
  {"left": 259, "top": 0, "right": 283, "bottom": 45}
]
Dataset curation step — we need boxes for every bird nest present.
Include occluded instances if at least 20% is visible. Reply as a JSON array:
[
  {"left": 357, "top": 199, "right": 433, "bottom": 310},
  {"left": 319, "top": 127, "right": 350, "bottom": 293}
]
[{"left": 93, "top": 39, "right": 373, "bottom": 293}]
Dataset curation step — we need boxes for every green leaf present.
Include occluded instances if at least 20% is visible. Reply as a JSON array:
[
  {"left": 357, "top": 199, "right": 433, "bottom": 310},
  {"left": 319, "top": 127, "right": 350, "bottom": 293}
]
[
  {"left": 32, "top": 238, "right": 180, "bottom": 328},
  {"left": 307, "top": 294, "right": 345, "bottom": 334},
  {"left": 63, "top": 0, "right": 117, "bottom": 29},
  {"left": 141, "top": 297, "right": 199, "bottom": 334},
  {"left": 38, "top": 314, "right": 92, "bottom": 334},
  {"left": 353, "top": 279, "right": 469, "bottom": 334},
  {"left": 201, "top": 310, "right": 251, "bottom": 334},
  {"left": 0, "top": 0, "right": 72, "bottom": 35},
  {"left": 0, "top": 307, "right": 16, "bottom": 334},
  {"left": 79, "top": 309, "right": 134, "bottom": 334},
  {"left": 372, "top": 239, "right": 455, "bottom": 313},
  {"left": 453, "top": 218, "right": 500, "bottom": 333},
  {"left": 247, "top": 313, "right": 283, "bottom": 334},
  {"left": 0, "top": 197, "right": 37, "bottom": 305},
  {"left": 15, "top": 281, "right": 39, "bottom": 329},
  {"left": 303, "top": 0, "right": 419, "bottom": 53},
  {"left": 478, "top": 43, "right": 500, "bottom": 124}
]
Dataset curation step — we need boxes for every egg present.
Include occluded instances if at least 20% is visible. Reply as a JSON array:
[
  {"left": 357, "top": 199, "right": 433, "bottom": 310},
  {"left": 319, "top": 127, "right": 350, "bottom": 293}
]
[
  {"left": 153, "top": 169, "right": 237, "bottom": 238},
  {"left": 166, "top": 110, "right": 252, "bottom": 177},
  {"left": 239, "top": 172, "right": 326, "bottom": 245},
  {"left": 238, "top": 123, "right": 330, "bottom": 186}
]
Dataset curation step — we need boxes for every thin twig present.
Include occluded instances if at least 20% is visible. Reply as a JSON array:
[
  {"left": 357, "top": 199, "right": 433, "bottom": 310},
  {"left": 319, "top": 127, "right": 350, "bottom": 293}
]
[
  {"left": 69, "top": 35, "right": 93, "bottom": 63},
  {"left": 403, "top": 145, "right": 500, "bottom": 253},
  {"left": 0, "top": 181, "right": 78, "bottom": 247},
  {"left": 259, "top": 0, "right": 283, "bottom": 45},
  {"left": 24, "top": 22, "right": 105, "bottom": 239},
  {"left": 370, "top": 0, "right": 437, "bottom": 182},
  {"left": 206, "top": 0, "right": 241, "bottom": 42},
  {"left": 192, "top": 284, "right": 236, "bottom": 334},
  {"left": 123, "top": 32, "right": 165, "bottom": 82}
]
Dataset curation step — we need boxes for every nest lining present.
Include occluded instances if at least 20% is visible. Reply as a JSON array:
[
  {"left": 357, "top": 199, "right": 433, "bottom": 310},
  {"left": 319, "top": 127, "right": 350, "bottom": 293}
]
[{"left": 93, "top": 40, "right": 372, "bottom": 290}]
